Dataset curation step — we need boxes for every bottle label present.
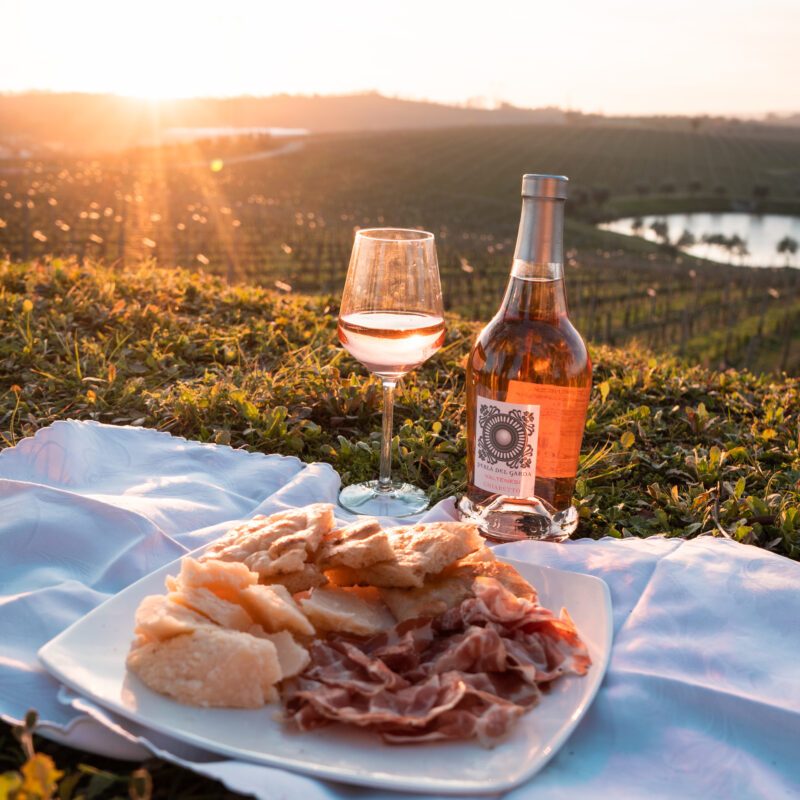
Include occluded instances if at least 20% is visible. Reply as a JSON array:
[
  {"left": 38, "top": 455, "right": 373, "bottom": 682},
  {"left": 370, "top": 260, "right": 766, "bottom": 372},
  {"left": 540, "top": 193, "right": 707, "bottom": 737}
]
[
  {"left": 474, "top": 395, "right": 540, "bottom": 498},
  {"left": 474, "top": 382, "right": 591, "bottom": 496}
]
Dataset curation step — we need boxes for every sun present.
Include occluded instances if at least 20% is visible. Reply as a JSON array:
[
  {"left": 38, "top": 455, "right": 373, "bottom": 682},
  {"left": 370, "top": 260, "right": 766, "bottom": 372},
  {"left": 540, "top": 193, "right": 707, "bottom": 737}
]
[
  {"left": 117, "top": 85, "right": 188, "bottom": 101},
  {"left": 113, "top": 68, "right": 195, "bottom": 101}
]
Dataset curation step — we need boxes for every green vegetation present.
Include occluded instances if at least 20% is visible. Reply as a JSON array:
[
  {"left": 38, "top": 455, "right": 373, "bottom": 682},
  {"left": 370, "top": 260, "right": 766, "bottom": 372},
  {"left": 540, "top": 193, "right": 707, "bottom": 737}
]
[
  {"left": 3, "top": 124, "right": 800, "bottom": 374},
  {"left": 1, "top": 256, "right": 798, "bottom": 797},
  {"left": 2, "top": 257, "right": 797, "bottom": 551}
]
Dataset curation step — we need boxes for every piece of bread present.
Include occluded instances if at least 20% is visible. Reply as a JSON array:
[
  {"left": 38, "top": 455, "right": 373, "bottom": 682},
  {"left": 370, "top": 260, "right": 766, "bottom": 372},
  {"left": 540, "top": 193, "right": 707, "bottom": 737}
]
[
  {"left": 245, "top": 547, "right": 307, "bottom": 577},
  {"left": 325, "top": 518, "right": 383, "bottom": 546},
  {"left": 379, "top": 573, "right": 474, "bottom": 622},
  {"left": 260, "top": 564, "right": 328, "bottom": 594},
  {"left": 379, "top": 554, "right": 535, "bottom": 622},
  {"left": 298, "top": 586, "right": 396, "bottom": 637},
  {"left": 238, "top": 584, "right": 314, "bottom": 637},
  {"left": 456, "top": 546, "right": 497, "bottom": 566},
  {"left": 325, "top": 521, "right": 485, "bottom": 589},
  {"left": 126, "top": 627, "right": 281, "bottom": 708},
  {"left": 318, "top": 518, "right": 394, "bottom": 570},
  {"left": 269, "top": 526, "right": 326, "bottom": 560},
  {"left": 201, "top": 504, "right": 335, "bottom": 564},
  {"left": 132, "top": 595, "right": 212, "bottom": 644},
  {"left": 441, "top": 557, "right": 538, "bottom": 602}
]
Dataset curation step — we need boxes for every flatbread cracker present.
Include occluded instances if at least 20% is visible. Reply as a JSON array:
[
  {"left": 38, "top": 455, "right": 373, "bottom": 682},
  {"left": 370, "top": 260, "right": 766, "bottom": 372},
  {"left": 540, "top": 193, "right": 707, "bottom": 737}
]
[
  {"left": 318, "top": 518, "right": 394, "bottom": 570},
  {"left": 327, "top": 521, "right": 484, "bottom": 588},
  {"left": 202, "top": 504, "right": 335, "bottom": 564}
]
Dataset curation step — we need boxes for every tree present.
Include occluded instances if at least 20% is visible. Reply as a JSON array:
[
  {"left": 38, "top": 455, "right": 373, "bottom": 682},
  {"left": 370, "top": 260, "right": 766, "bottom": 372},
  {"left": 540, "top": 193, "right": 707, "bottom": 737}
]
[
  {"left": 635, "top": 183, "right": 651, "bottom": 197},
  {"left": 702, "top": 232, "right": 727, "bottom": 258},
  {"left": 688, "top": 179, "right": 703, "bottom": 195},
  {"left": 650, "top": 219, "right": 670, "bottom": 245},
  {"left": 777, "top": 235, "right": 798, "bottom": 265},
  {"left": 591, "top": 187, "right": 611, "bottom": 207},
  {"left": 571, "top": 188, "right": 589, "bottom": 208},
  {"left": 728, "top": 234, "right": 749, "bottom": 263},
  {"left": 660, "top": 181, "right": 676, "bottom": 195},
  {"left": 753, "top": 185, "right": 770, "bottom": 205},
  {"left": 676, "top": 229, "right": 696, "bottom": 249},
  {"left": 631, "top": 217, "right": 644, "bottom": 235}
]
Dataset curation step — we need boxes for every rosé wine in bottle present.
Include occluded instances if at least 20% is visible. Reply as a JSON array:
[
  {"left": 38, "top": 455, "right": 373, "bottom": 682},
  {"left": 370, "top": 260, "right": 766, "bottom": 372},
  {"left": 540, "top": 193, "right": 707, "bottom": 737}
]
[{"left": 458, "top": 174, "right": 592, "bottom": 542}]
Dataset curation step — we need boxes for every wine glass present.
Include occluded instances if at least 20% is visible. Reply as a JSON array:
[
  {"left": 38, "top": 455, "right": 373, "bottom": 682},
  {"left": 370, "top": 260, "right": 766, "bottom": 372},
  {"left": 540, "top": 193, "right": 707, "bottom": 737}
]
[{"left": 337, "top": 228, "right": 445, "bottom": 517}]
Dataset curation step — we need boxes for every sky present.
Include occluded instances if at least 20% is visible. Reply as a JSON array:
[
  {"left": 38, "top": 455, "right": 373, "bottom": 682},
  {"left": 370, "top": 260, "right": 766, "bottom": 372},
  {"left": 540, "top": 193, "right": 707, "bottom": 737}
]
[{"left": 1, "top": 0, "right": 798, "bottom": 116}]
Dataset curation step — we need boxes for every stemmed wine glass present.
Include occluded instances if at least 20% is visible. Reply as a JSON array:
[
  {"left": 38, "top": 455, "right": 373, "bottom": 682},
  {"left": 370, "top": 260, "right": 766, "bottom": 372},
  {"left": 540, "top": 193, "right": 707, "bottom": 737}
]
[{"left": 337, "top": 228, "right": 445, "bottom": 517}]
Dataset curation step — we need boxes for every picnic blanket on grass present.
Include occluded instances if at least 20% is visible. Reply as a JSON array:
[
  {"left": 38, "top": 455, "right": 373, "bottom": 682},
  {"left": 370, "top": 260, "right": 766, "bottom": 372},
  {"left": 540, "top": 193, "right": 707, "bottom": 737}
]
[{"left": 1, "top": 421, "right": 798, "bottom": 799}]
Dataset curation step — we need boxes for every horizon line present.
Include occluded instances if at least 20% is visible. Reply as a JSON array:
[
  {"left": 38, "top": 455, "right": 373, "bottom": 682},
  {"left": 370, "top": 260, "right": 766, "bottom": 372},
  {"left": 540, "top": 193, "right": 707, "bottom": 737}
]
[{"left": 0, "top": 88, "right": 797, "bottom": 121}]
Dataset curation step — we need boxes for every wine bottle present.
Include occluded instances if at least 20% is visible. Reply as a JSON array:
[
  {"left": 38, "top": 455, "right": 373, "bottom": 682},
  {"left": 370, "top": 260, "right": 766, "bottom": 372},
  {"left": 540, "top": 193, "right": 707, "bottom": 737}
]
[{"left": 458, "top": 174, "right": 592, "bottom": 541}]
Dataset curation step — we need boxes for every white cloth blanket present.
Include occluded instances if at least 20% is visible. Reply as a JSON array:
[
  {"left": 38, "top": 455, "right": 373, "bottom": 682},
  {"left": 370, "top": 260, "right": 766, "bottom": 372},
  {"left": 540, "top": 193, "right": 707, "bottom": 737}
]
[{"left": 1, "top": 421, "right": 798, "bottom": 800}]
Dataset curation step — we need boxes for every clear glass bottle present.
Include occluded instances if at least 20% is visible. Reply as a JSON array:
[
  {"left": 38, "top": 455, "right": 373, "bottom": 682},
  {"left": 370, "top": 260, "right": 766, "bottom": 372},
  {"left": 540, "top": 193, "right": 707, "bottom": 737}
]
[{"left": 458, "top": 174, "right": 592, "bottom": 541}]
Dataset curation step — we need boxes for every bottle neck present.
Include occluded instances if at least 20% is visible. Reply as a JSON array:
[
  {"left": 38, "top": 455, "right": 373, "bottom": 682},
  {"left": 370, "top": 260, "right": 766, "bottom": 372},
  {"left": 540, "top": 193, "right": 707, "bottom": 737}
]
[
  {"left": 512, "top": 196, "right": 564, "bottom": 280},
  {"left": 502, "top": 196, "right": 568, "bottom": 319}
]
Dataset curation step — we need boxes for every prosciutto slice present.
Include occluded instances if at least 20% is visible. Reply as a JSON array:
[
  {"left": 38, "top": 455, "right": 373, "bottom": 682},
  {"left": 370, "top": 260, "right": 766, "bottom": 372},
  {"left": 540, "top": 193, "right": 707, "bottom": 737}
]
[{"left": 283, "top": 577, "right": 590, "bottom": 746}]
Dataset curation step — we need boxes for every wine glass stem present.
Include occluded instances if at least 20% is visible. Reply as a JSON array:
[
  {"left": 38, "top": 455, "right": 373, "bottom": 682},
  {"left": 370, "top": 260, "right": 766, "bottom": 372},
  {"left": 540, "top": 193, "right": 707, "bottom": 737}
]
[{"left": 378, "top": 380, "right": 396, "bottom": 492}]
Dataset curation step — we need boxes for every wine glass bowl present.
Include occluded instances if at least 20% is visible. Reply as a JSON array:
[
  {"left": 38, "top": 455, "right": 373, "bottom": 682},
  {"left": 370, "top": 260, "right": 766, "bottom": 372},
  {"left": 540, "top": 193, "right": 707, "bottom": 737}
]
[{"left": 337, "top": 228, "right": 444, "bottom": 517}]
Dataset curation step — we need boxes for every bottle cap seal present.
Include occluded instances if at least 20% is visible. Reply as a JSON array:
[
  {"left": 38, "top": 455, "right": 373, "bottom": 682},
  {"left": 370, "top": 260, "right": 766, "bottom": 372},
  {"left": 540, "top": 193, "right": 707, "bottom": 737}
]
[{"left": 521, "top": 174, "right": 569, "bottom": 199}]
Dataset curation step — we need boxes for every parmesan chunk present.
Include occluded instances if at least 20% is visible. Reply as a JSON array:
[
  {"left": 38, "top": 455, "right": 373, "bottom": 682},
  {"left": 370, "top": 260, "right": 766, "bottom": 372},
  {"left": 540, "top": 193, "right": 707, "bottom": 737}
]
[
  {"left": 238, "top": 583, "right": 314, "bottom": 636},
  {"left": 126, "top": 628, "right": 281, "bottom": 708},
  {"left": 133, "top": 595, "right": 212, "bottom": 643},
  {"left": 169, "top": 557, "right": 257, "bottom": 601},
  {"left": 168, "top": 586, "right": 254, "bottom": 632},
  {"left": 252, "top": 628, "right": 310, "bottom": 678}
]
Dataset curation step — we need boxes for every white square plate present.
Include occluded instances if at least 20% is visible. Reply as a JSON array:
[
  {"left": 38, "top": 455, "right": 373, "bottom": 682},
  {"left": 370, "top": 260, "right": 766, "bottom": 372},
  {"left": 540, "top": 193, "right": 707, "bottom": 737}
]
[{"left": 39, "top": 554, "right": 612, "bottom": 795}]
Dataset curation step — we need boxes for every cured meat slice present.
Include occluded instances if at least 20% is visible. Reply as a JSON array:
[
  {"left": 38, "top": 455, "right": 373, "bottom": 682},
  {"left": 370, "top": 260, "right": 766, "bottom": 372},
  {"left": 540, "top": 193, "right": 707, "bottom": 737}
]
[
  {"left": 423, "top": 625, "right": 508, "bottom": 675},
  {"left": 300, "top": 639, "right": 408, "bottom": 695},
  {"left": 381, "top": 680, "right": 528, "bottom": 746},
  {"left": 286, "top": 671, "right": 467, "bottom": 729},
  {"left": 284, "top": 576, "right": 590, "bottom": 745}
]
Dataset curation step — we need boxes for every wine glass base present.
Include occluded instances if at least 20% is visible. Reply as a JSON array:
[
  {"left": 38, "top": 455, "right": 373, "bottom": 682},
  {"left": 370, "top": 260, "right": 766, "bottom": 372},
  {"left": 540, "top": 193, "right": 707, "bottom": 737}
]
[{"left": 338, "top": 480, "right": 429, "bottom": 517}]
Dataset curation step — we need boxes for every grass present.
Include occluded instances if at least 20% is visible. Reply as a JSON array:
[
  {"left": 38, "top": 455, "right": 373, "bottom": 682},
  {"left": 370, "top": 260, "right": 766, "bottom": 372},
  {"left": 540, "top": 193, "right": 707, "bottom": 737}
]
[{"left": 1, "top": 256, "right": 798, "bottom": 797}]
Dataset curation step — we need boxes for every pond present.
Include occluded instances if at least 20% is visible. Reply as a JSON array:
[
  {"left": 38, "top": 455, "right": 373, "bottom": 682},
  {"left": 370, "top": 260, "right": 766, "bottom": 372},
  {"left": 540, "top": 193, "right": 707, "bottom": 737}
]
[
  {"left": 162, "top": 126, "right": 309, "bottom": 142},
  {"left": 598, "top": 212, "right": 800, "bottom": 268}
]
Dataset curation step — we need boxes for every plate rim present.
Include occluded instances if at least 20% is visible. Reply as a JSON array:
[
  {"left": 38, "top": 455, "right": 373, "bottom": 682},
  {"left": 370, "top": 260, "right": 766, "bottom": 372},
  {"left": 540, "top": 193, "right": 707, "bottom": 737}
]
[{"left": 39, "top": 550, "right": 612, "bottom": 795}]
